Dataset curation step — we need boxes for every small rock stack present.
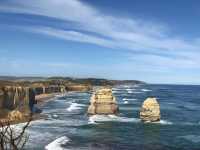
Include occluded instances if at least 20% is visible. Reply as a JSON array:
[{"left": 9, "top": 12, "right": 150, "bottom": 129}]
[
  {"left": 140, "top": 97, "right": 160, "bottom": 122},
  {"left": 87, "top": 88, "right": 118, "bottom": 115}
]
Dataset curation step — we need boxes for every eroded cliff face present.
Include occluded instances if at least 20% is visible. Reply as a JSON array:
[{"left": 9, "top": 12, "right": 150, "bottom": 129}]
[
  {"left": 0, "top": 89, "right": 3, "bottom": 108},
  {"left": 34, "top": 85, "right": 66, "bottom": 95},
  {"left": 0, "top": 86, "right": 36, "bottom": 121},
  {"left": 87, "top": 88, "right": 118, "bottom": 115},
  {"left": 1, "top": 86, "right": 36, "bottom": 113},
  {"left": 140, "top": 97, "right": 161, "bottom": 122}
]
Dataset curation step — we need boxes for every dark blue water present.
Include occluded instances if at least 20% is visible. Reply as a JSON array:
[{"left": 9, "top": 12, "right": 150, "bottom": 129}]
[{"left": 24, "top": 84, "right": 200, "bottom": 150}]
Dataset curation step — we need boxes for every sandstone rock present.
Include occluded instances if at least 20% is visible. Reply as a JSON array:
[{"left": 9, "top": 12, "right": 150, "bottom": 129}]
[
  {"left": 87, "top": 88, "right": 118, "bottom": 115},
  {"left": 1, "top": 86, "right": 36, "bottom": 113},
  {"left": 140, "top": 97, "right": 160, "bottom": 122},
  {"left": 66, "top": 84, "right": 91, "bottom": 92},
  {"left": 0, "top": 89, "right": 4, "bottom": 108},
  {"left": 7, "top": 110, "right": 24, "bottom": 121}
]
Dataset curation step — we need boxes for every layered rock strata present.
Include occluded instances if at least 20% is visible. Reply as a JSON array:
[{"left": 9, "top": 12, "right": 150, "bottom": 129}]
[
  {"left": 87, "top": 88, "right": 118, "bottom": 115},
  {"left": 140, "top": 97, "right": 160, "bottom": 122}
]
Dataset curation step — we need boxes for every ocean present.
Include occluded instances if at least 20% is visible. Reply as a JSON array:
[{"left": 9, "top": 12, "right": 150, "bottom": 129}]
[{"left": 23, "top": 84, "right": 200, "bottom": 150}]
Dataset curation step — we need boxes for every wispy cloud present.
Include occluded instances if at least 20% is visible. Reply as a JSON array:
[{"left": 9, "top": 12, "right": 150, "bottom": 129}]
[
  {"left": 1, "top": 0, "right": 199, "bottom": 50},
  {"left": 0, "top": 0, "right": 200, "bottom": 83}
]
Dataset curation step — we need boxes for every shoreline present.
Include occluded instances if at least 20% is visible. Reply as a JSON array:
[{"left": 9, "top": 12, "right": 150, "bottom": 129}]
[{"left": 0, "top": 92, "right": 66, "bottom": 126}]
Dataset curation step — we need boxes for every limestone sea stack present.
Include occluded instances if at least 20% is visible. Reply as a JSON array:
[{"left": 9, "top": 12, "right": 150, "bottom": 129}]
[
  {"left": 140, "top": 97, "right": 160, "bottom": 122},
  {"left": 87, "top": 88, "right": 118, "bottom": 115}
]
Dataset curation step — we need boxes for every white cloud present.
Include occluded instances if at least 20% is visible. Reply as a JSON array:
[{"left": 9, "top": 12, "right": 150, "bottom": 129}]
[
  {"left": 0, "top": 0, "right": 200, "bottom": 83},
  {"left": 25, "top": 26, "right": 115, "bottom": 48},
  {"left": 1, "top": 0, "right": 199, "bottom": 52}
]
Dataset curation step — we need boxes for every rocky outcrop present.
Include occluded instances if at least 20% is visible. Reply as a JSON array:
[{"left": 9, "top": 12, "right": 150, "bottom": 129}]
[
  {"left": 7, "top": 110, "right": 24, "bottom": 121},
  {"left": 140, "top": 97, "right": 160, "bottom": 122},
  {"left": 87, "top": 88, "right": 118, "bottom": 115}
]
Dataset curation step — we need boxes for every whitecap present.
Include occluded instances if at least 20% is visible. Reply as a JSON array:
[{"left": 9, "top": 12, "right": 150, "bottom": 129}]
[
  {"left": 52, "top": 114, "right": 59, "bottom": 119},
  {"left": 45, "top": 136, "right": 70, "bottom": 150},
  {"left": 55, "top": 93, "right": 68, "bottom": 98},
  {"left": 167, "top": 102, "right": 175, "bottom": 105},
  {"left": 67, "top": 103, "right": 85, "bottom": 112},
  {"left": 147, "top": 120, "right": 173, "bottom": 125},
  {"left": 124, "top": 100, "right": 129, "bottom": 104},
  {"left": 126, "top": 88, "right": 134, "bottom": 91},
  {"left": 178, "top": 135, "right": 200, "bottom": 143},
  {"left": 124, "top": 85, "right": 131, "bottom": 88},
  {"left": 141, "top": 89, "right": 152, "bottom": 92},
  {"left": 88, "top": 115, "right": 140, "bottom": 124},
  {"left": 122, "top": 98, "right": 137, "bottom": 101},
  {"left": 159, "top": 120, "right": 173, "bottom": 125}
]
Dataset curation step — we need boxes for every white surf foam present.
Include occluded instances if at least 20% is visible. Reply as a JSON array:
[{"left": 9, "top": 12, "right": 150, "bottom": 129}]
[
  {"left": 122, "top": 98, "right": 137, "bottom": 101},
  {"left": 124, "top": 85, "right": 131, "bottom": 88},
  {"left": 167, "top": 102, "right": 175, "bottom": 105},
  {"left": 45, "top": 136, "right": 70, "bottom": 150},
  {"left": 159, "top": 120, "right": 173, "bottom": 125},
  {"left": 148, "top": 120, "right": 173, "bottom": 125},
  {"left": 55, "top": 93, "right": 68, "bottom": 98},
  {"left": 141, "top": 89, "right": 152, "bottom": 92},
  {"left": 126, "top": 88, "right": 134, "bottom": 91},
  {"left": 67, "top": 103, "right": 85, "bottom": 112},
  {"left": 52, "top": 114, "right": 59, "bottom": 119},
  {"left": 88, "top": 115, "right": 140, "bottom": 124},
  {"left": 124, "top": 100, "right": 129, "bottom": 104}
]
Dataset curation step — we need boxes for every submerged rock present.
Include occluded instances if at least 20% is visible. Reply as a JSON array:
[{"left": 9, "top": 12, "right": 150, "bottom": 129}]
[
  {"left": 140, "top": 97, "right": 160, "bottom": 122},
  {"left": 87, "top": 88, "right": 118, "bottom": 115}
]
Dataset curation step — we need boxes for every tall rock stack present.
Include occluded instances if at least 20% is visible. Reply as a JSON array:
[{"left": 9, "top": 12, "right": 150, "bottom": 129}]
[
  {"left": 140, "top": 97, "right": 161, "bottom": 122},
  {"left": 87, "top": 88, "right": 118, "bottom": 115}
]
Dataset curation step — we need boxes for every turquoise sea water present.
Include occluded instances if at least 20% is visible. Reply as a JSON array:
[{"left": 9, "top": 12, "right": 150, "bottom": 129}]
[{"left": 24, "top": 84, "right": 200, "bottom": 150}]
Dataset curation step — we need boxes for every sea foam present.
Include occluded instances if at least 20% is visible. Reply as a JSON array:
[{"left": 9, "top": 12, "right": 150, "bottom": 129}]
[
  {"left": 88, "top": 115, "right": 140, "bottom": 124},
  {"left": 147, "top": 120, "right": 173, "bottom": 125},
  {"left": 45, "top": 136, "right": 70, "bottom": 150},
  {"left": 124, "top": 100, "right": 129, "bottom": 104},
  {"left": 122, "top": 98, "right": 137, "bottom": 101},
  {"left": 67, "top": 103, "right": 85, "bottom": 112},
  {"left": 141, "top": 89, "right": 152, "bottom": 92}
]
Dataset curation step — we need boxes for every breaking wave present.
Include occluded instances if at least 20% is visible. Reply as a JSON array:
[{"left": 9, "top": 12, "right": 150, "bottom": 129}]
[
  {"left": 124, "top": 100, "right": 129, "bottom": 104},
  {"left": 88, "top": 115, "right": 140, "bottom": 124},
  {"left": 122, "top": 98, "right": 137, "bottom": 101},
  {"left": 67, "top": 103, "right": 85, "bottom": 112},
  {"left": 45, "top": 136, "right": 70, "bottom": 150},
  {"left": 141, "top": 89, "right": 152, "bottom": 92},
  {"left": 148, "top": 120, "right": 173, "bottom": 125}
]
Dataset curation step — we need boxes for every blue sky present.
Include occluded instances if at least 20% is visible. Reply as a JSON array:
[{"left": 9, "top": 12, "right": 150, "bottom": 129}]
[{"left": 0, "top": 0, "right": 200, "bottom": 84}]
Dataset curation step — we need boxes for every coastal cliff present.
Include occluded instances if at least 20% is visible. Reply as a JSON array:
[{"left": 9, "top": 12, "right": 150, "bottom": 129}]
[{"left": 0, "top": 76, "right": 144, "bottom": 122}]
